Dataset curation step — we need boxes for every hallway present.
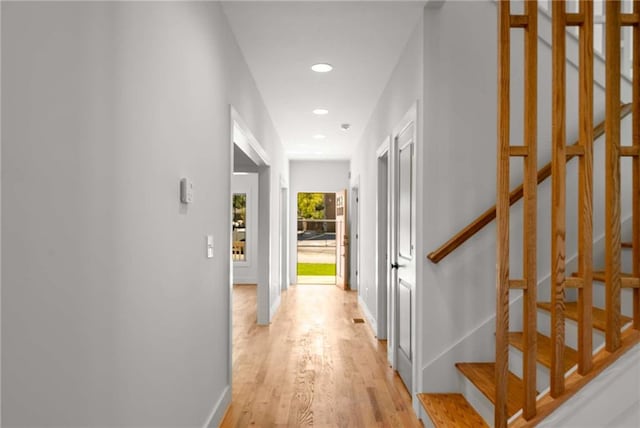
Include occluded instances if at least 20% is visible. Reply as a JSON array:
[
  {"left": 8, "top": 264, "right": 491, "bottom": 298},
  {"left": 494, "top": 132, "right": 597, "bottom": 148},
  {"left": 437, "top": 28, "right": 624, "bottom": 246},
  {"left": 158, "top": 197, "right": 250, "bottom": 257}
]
[{"left": 222, "top": 285, "right": 422, "bottom": 427}]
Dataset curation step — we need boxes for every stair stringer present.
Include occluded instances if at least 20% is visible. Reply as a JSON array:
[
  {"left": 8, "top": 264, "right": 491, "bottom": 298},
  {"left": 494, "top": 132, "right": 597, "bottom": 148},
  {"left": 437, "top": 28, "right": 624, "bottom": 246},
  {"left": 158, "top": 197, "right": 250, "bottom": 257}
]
[{"left": 536, "top": 343, "right": 640, "bottom": 427}]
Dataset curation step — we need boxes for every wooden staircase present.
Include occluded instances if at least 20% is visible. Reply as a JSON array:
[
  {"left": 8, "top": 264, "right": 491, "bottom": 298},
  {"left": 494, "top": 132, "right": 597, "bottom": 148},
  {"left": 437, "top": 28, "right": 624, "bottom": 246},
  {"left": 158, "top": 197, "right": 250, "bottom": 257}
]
[
  {"left": 420, "top": 240, "right": 636, "bottom": 427},
  {"left": 419, "top": 0, "right": 640, "bottom": 426}
]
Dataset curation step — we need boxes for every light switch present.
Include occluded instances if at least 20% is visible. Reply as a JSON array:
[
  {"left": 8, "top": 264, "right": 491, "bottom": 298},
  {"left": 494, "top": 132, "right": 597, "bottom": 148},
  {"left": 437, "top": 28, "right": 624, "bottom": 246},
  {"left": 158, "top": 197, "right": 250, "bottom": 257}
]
[
  {"left": 206, "top": 235, "right": 214, "bottom": 258},
  {"left": 180, "top": 178, "right": 193, "bottom": 203}
]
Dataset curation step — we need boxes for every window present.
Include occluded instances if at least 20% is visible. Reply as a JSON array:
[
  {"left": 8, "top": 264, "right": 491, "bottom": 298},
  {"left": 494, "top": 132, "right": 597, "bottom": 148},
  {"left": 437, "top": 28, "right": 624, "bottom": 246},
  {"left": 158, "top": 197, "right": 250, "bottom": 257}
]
[{"left": 232, "top": 193, "right": 247, "bottom": 261}]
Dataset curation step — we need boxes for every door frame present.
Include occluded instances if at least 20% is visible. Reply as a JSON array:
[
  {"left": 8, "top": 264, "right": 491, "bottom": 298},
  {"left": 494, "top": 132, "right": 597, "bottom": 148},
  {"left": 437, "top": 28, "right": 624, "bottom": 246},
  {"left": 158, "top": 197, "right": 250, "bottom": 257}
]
[
  {"left": 350, "top": 180, "right": 360, "bottom": 291},
  {"left": 230, "top": 106, "right": 272, "bottom": 327},
  {"left": 376, "top": 137, "right": 391, "bottom": 342},
  {"left": 279, "top": 178, "right": 289, "bottom": 291},
  {"left": 389, "top": 103, "right": 418, "bottom": 394}
]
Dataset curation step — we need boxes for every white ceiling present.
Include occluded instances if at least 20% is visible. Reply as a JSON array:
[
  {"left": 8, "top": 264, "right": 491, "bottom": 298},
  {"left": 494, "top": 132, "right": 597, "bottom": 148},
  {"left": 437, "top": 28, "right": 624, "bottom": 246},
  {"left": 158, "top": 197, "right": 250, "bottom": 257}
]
[{"left": 222, "top": 1, "right": 426, "bottom": 160}]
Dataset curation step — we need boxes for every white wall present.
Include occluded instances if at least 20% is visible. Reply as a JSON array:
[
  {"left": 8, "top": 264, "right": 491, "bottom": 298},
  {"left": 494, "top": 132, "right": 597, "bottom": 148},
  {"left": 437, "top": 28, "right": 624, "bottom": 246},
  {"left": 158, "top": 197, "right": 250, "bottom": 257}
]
[
  {"left": 419, "top": 1, "right": 517, "bottom": 397},
  {"left": 232, "top": 173, "right": 258, "bottom": 284},
  {"left": 349, "top": 15, "right": 424, "bottom": 335},
  {"left": 289, "top": 160, "right": 350, "bottom": 285},
  {"left": 1, "top": 2, "right": 286, "bottom": 426}
]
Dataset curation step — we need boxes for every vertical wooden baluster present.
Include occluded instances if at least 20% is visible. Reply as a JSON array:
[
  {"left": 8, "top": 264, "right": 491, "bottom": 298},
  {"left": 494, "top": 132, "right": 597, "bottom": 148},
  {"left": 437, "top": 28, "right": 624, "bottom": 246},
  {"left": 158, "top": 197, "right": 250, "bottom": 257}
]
[
  {"left": 632, "top": 0, "right": 640, "bottom": 330},
  {"left": 496, "top": 1, "right": 510, "bottom": 427},
  {"left": 606, "top": 0, "right": 622, "bottom": 352},
  {"left": 522, "top": 0, "right": 538, "bottom": 419},
  {"left": 577, "top": 0, "right": 594, "bottom": 375},
  {"left": 551, "top": 0, "right": 567, "bottom": 398},
  {"left": 622, "top": 9, "right": 632, "bottom": 77}
]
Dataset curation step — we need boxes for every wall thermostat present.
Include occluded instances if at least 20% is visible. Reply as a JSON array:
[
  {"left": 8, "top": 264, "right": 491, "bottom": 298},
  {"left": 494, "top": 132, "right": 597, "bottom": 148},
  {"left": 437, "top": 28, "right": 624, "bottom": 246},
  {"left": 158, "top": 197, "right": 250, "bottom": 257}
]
[{"left": 180, "top": 178, "right": 193, "bottom": 203}]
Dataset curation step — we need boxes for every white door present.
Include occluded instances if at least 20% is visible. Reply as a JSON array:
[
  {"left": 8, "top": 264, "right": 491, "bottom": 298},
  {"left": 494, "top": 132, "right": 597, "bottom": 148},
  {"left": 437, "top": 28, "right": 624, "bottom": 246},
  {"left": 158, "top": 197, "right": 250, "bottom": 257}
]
[
  {"left": 335, "top": 189, "right": 349, "bottom": 289},
  {"left": 392, "top": 119, "right": 416, "bottom": 392}
]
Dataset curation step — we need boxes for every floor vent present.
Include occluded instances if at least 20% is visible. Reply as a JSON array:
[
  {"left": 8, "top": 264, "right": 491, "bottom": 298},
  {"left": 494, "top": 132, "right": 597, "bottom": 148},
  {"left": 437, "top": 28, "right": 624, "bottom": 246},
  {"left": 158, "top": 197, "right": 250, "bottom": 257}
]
[{"left": 352, "top": 318, "right": 365, "bottom": 324}]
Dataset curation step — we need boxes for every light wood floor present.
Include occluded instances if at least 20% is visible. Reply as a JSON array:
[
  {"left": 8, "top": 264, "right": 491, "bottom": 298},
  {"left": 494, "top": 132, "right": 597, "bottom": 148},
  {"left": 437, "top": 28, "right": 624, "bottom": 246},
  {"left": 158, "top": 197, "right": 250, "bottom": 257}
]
[{"left": 221, "top": 284, "right": 422, "bottom": 427}]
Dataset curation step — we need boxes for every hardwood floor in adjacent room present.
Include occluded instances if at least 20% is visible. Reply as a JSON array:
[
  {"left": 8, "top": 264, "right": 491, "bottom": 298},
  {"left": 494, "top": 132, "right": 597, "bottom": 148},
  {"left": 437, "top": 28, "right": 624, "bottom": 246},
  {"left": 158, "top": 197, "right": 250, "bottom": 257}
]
[{"left": 221, "top": 284, "right": 422, "bottom": 427}]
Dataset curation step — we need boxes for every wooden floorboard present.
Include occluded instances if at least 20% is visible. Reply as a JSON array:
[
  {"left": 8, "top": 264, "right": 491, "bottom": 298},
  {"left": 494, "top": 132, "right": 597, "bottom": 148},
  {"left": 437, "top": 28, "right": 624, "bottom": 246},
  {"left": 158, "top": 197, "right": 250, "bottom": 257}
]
[
  {"left": 418, "top": 393, "right": 488, "bottom": 428},
  {"left": 221, "top": 284, "right": 422, "bottom": 427}
]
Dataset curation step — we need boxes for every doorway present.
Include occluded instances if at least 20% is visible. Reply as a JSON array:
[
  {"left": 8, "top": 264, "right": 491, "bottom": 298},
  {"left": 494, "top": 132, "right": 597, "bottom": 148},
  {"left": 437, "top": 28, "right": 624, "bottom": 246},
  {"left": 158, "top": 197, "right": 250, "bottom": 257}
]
[
  {"left": 296, "top": 192, "right": 337, "bottom": 285},
  {"left": 376, "top": 139, "right": 390, "bottom": 342},
  {"left": 230, "top": 107, "right": 272, "bottom": 326}
]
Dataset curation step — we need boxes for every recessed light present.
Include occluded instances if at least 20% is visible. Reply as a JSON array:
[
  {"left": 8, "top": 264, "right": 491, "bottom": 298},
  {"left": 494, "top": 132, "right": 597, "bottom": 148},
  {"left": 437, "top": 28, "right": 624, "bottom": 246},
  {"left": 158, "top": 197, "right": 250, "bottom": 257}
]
[
  {"left": 313, "top": 108, "right": 329, "bottom": 115},
  {"left": 313, "top": 134, "right": 326, "bottom": 139},
  {"left": 311, "top": 63, "right": 333, "bottom": 73}
]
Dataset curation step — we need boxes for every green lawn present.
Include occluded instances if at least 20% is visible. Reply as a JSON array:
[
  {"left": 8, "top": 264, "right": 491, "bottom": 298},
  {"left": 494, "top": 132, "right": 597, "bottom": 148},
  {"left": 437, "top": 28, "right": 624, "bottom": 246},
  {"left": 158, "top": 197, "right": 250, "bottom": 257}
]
[{"left": 297, "top": 263, "right": 336, "bottom": 276}]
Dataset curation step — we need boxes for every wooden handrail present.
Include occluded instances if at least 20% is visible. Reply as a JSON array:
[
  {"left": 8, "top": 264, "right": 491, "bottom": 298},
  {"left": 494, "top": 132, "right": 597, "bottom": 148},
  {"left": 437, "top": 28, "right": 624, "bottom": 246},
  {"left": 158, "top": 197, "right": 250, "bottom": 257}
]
[{"left": 426, "top": 103, "right": 633, "bottom": 264}]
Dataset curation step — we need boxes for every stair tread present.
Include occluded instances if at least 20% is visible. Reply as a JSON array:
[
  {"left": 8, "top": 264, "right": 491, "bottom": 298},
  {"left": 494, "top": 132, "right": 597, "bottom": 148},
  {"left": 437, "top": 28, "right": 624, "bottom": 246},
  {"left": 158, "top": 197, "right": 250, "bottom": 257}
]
[
  {"left": 508, "top": 332, "right": 577, "bottom": 371},
  {"left": 591, "top": 271, "right": 635, "bottom": 282},
  {"left": 621, "top": 241, "right": 632, "bottom": 249},
  {"left": 537, "top": 301, "right": 632, "bottom": 332},
  {"left": 455, "top": 362, "right": 527, "bottom": 418},
  {"left": 570, "top": 271, "right": 640, "bottom": 288},
  {"left": 417, "top": 393, "right": 488, "bottom": 428}
]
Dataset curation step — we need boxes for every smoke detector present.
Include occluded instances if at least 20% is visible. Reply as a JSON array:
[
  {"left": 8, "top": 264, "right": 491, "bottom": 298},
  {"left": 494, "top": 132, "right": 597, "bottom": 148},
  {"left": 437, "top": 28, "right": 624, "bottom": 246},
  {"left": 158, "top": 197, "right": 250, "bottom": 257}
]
[{"left": 340, "top": 123, "right": 351, "bottom": 131}]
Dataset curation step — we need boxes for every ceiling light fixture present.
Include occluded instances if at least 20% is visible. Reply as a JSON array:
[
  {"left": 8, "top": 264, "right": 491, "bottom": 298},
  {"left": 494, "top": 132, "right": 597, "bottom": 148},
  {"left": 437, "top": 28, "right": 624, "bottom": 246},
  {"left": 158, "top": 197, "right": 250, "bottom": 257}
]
[
  {"left": 313, "top": 134, "right": 326, "bottom": 139},
  {"left": 313, "top": 108, "right": 329, "bottom": 115},
  {"left": 311, "top": 63, "right": 333, "bottom": 73}
]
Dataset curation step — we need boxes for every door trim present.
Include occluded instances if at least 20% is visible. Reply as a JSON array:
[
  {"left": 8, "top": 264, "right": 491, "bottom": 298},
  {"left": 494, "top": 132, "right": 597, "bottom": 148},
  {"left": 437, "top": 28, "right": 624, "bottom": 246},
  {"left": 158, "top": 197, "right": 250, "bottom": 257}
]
[{"left": 279, "top": 181, "right": 289, "bottom": 291}]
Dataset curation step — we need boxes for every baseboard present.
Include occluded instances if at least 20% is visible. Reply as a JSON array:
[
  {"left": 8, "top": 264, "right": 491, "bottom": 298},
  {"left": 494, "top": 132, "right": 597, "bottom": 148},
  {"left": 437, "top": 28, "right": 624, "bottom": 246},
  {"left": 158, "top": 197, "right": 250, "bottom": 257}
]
[
  {"left": 203, "top": 385, "right": 231, "bottom": 428},
  {"left": 233, "top": 276, "right": 257, "bottom": 285},
  {"left": 270, "top": 293, "right": 281, "bottom": 320},
  {"left": 358, "top": 294, "right": 378, "bottom": 337}
]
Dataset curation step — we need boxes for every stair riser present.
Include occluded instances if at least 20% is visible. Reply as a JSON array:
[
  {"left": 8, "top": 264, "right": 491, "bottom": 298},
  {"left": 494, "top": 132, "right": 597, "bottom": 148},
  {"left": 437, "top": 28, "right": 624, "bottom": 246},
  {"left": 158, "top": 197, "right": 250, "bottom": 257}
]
[
  {"left": 458, "top": 372, "right": 494, "bottom": 426},
  {"left": 592, "top": 285, "right": 633, "bottom": 317},
  {"left": 509, "top": 346, "right": 551, "bottom": 392},
  {"left": 537, "top": 309, "right": 605, "bottom": 351},
  {"left": 422, "top": 414, "right": 436, "bottom": 428},
  {"left": 622, "top": 248, "right": 633, "bottom": 273}
]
